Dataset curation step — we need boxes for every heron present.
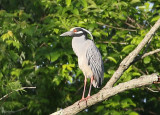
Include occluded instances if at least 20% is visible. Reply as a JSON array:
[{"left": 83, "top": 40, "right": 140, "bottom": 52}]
[{"left": 60, "top": 27, "right": 104, "bottom": 102}]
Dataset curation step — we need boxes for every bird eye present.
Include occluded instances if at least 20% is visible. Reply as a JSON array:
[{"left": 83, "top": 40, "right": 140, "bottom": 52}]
[{"left": 73, "top": 29, "right": 77, "bottom": 32}]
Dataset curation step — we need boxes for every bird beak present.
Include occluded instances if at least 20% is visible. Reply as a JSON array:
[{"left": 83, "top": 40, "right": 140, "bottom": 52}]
[{"left": 60, "top": 31, "right": 74, "bottom": 37}]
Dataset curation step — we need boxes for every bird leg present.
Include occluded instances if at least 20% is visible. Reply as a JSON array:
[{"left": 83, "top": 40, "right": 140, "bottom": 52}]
[
  {"left": 78, "top": 76, "right": 87, "bottom": 104},
  {"left": 78, "top": 76, "right": 94, "bottom": 106},
  {"left": 86, "top": 76, "right": 93, "bottom": 99}
]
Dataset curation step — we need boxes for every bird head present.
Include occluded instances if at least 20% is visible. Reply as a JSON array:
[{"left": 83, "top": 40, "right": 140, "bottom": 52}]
[{"left": 60, "top": 27, "right": 93, "bottom": 40}]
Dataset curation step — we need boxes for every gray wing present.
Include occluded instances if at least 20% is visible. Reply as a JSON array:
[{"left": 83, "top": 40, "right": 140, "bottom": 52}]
[{"left": 86, "top": 40, "right": 104, "bottom": 88}]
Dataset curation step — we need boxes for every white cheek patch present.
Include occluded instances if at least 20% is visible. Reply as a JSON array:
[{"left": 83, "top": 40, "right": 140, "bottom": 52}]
[{"left": 75, "top": 31, "right": 83, "bottom": 34}]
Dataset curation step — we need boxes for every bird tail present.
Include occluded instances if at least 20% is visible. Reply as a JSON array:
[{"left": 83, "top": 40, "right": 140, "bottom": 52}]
[
  {"left": 92, "top": 77, "right": 103, "bottom": 88},
  {"left": 92, "top": 80, "right": 98, "bottom": 88}
]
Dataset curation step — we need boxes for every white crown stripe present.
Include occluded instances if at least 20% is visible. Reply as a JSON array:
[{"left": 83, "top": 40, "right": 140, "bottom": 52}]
[{"left": 70, "top": 27, "right": 94, "bottom": 40}]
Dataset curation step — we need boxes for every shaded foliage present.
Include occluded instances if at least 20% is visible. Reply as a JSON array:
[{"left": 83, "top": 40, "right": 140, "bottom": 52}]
[{"left": 0, "top": 0, "right": 160, "bottom": 114}]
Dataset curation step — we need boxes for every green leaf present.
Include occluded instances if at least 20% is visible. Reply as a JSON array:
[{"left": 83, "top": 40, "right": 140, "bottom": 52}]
[
  {"left": 9, "top": 51, "right": 19, "bottom": 62},
  {"left": 11, "top": 68, "right": 21, "bottom": 77},
  {"left": 121, "top": 98, "right": 136, "bottom": 108},
  {"left": 73, "top": 9, "right": 79, "bottom": 15},
  {"left": 151, "top": 16, "right": 160, "bottom": 22},
  {"left": 66, "top": 0, "right": 71, "bottom": 7},
  {"left": 96, "top": 106, "right": 104, "bottom": 113},
  {"left": 82, "top": 0, "right": 88, "bottom": 9},
  {"left": 107, "top": 56, "right": 117, "bottom": 63},
  {"left": 1, "top": 31, "right": 11, "bottom": 41},
  {"left": 22, "top": 60, "right": 32, "bottom": 67},
  {"left": 138, "top": 6, "right": 145, "bottom": 10},
  {"left": 46, "top": 51, "right": 61, "bottom": 62},
  {"left": 130, "top": 0, "right": 140, "bottom": 4},
  {"left": 92, "top": 31, "right": 101, "bottom": 37},
  {"left": 129, "top": 112, "right": 139, "bottom": 115},
  {"left": 67, "top": 76, "right": 73, "bottom": 83},
  {"left": 122, "top": 45, "right": 135, "bottom": 53},
  {"left": 132, "top": 72, "right": 141, "bottom": 76},
  {"left": 144, "top": 2, "right": 150, "bottom": 12},
  {"left": 54, "top": 28, "right": 59, "bottom": 34},
  {"left": 143, "top": 56, "right": 151, "bottom": 64},
  {"left": 7, "top": 81, "right": 22, "bottom": 91}
]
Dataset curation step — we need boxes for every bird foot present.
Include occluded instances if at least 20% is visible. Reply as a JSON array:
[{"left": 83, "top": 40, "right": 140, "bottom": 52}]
[
  {"left": 78, "top": 96, "right": 92, "bottom": 105},
  {"left": 85, "top": 95, "right": 91, "bottom": 100},
  {"left": 78, "top": 98, "right": 86, "bottom": 104}
]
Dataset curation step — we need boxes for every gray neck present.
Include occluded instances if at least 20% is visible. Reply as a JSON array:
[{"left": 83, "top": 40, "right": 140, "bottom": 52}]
[{"left": 72, "top": 35, "right": 87, "bottom": 56}]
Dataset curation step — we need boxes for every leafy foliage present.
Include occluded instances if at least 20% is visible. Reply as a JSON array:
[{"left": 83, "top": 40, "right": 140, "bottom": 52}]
[{"left": 0, "top": 0, "right": 160, "bottom": 114}]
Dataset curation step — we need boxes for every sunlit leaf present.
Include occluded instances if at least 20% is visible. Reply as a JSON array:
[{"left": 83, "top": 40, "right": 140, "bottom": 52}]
[
  {"left": 66, "top": 0, "right": 71, "bottom": 7},
  {"left": 107, "top": 56, "right": 117, "bottom": 63},
  {"left": 143, "top": 56, "right": 151, "bottom": 64},
  {"left": 122, "top": 45, "right": 135, "bottom": 53}
]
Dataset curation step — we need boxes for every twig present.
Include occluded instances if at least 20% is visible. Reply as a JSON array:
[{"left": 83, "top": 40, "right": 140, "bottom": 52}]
[
  {"left": 2, "top": 107, "right": 27, "bottom": 114},
  {"left": 132, "top": 65, "right": 145, "bottom": 75},
  {"left": 131, "top": 48, "right": 160, "bottom": 64},
  {"left": 151, "top": 46, "right": 160, "bottom": 61},
  {"left": 146, "top": 87, "right": 159, "bottom": 93},
  {"left": 0, "top": 87, "right": 36, "bottom": 101},
  {"left": 141, "top": 49, "right": 160, "bottom": 59},
  {"left": 98, "top": 41, "right": 128, "bottom": 45},
  {"left": 125, "top": 22, "right": 136, "bottom": 28},
  {"left": 96, "top": 22, "right": 137, "bottom": 31},
  {"left": 127, "top": 17, "right": 144, "bottom": 29}
]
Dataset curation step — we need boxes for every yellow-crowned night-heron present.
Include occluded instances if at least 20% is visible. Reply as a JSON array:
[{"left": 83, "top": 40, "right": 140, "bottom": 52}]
[{"left": 60, "top": 27, "right": 104, "bottom": 102}]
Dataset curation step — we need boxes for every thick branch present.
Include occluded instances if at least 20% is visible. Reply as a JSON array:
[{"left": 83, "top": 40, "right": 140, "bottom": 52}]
[
  {"left": 105, "top": 19, "right": 160, "bottom": 88},
  {"left": 51, "top": 73, "right": 159, "bottom": 115}
]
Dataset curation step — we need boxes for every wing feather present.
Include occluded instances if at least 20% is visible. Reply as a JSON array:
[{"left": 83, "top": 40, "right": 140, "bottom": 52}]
[{"left": 86, "top": 40, "right": 104, "bottom": 88}]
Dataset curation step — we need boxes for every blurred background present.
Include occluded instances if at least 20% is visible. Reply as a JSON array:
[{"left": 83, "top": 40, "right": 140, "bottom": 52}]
[{"left": 0, "top": 0, "right": 160, "bottom": 114}]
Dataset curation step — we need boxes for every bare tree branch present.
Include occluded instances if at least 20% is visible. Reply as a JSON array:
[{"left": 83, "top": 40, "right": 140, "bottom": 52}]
[
  {"left": 51, "top": 74, "right": 159, "bottom": 115},
  {"left": 98, "top": 41, "right": 128, "bottom": 45},
  {"left": 97, "top": 22, "right": 137, "bottom": 31},
  {"left": 105, "top": 18, "right": 160, "bottom": 88},
  {"left": 132, "top": 65, "right": 146, "bottom": 75},
  {"left": 2, "top": 107, "right": 27, "bottom": 114},
  {"left": 125, "top": 22, "right": 136, "bottom": 28},
  {"left": 0, "top": 87, "right": 36, "bottom": 101},
  {"left": 141, "top": 49, "right": 160, "bottom": 59},
  {"left": 145, "top": 87, "right": 159, "bottom": 93},
  {"left": 131, "top": 48, "right": 160, "bottom": 64}
]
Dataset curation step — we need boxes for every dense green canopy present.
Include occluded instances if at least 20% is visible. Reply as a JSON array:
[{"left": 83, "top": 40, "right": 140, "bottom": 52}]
[{"left": 0, "top": 0, "right": 160, "bottom": 114}]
